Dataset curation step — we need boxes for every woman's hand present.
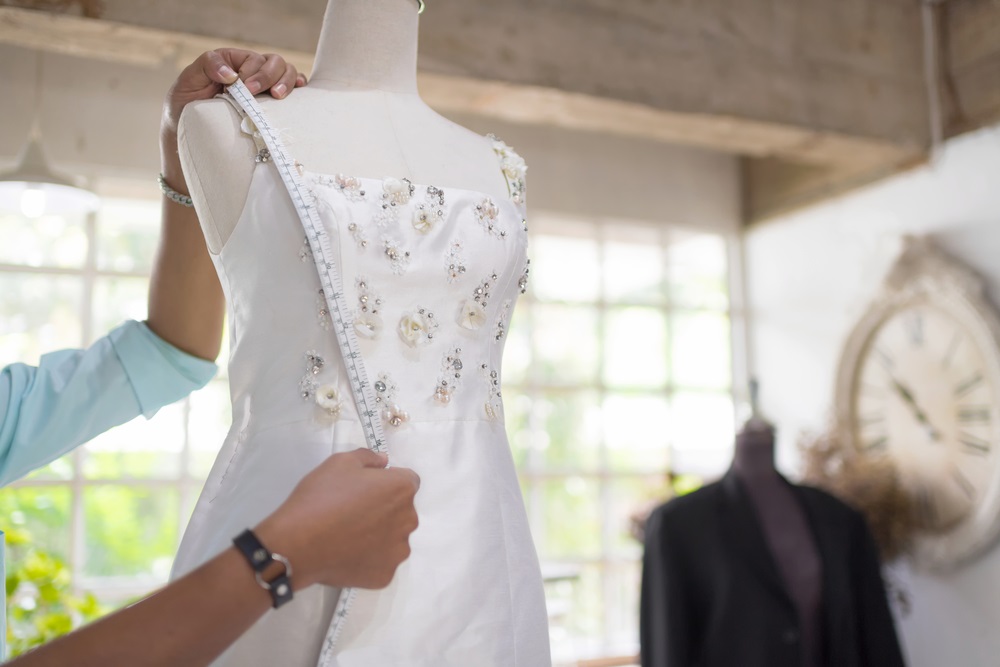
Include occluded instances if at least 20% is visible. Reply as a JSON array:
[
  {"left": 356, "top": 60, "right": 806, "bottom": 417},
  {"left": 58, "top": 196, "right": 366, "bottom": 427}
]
[
  {"left": 161, "top": 48, "right": 305, "bottom": 141},
  {"left": 256, "top": 449, "right": 421, "bottom": 590},
  {"left": 150, "top": 48, "right": 304, "bottom": 362}
]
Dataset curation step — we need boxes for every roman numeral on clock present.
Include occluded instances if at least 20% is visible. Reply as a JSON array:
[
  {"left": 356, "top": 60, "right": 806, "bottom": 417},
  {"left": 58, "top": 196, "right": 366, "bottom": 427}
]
[
  {"left": 858, "top": 413, "right": 885, "bottom": 427},
  {"left": 957, "top": 406, "right": 992, "bottom": 423},
  {"left": 904, "top": 312, "right": 924, "bottom": 346},
  {"left": 952, "top": 468, "right": 976, "bottom": 500},
  {"left": 955, "top": 372, "right": 984, "bottom": 398},
  {"left": 863, "top": 435, "right": 888, "bottom": 452},
  {"left": 960, "top": 431, "right": 992, "bottom": 455},
  {"left": 873, "top": 347, "right": 895, "bottom": 372}
]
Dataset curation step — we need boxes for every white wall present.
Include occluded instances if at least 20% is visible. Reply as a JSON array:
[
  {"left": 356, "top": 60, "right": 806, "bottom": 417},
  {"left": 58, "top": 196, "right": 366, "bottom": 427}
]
[{"left": 746, "top": 122, "right": 1000, "bottom": 667}]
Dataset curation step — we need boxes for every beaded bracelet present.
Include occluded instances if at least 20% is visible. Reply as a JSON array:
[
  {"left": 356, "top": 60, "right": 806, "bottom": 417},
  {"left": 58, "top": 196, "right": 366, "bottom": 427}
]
[{"left": 157, "top": 173, "right": 194, "bottom": 208}]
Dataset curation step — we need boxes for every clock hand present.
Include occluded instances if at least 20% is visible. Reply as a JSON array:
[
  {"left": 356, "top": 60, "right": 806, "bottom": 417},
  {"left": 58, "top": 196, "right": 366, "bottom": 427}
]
[{"left": 890, "top": 377, "right": 942, "bottom": 441}]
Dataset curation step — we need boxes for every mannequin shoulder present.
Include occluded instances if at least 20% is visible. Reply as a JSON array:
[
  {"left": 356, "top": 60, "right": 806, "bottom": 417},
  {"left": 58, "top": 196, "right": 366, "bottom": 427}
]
[
  {"left": 651, "top": 482, "right": 723, "bottom": 525},
  {"left": 178, "top": 97, "right": 243, "bottom": 141},
  {"left": 176, "top": 97, "right": 259, "bottom": 254}
]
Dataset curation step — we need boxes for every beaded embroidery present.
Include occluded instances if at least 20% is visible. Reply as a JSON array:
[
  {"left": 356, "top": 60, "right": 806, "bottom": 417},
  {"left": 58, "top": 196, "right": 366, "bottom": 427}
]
[
  {"left": 474, "top": 198, "right": 506, "bottom": 240},
  {"left": 298, "top": 237, "right": 313, "bottom": 263},
  {"left": 346, "top": 221, "right": 368, "bottom": 250},
  {"left": 335, "top": 174, "right": 367, "bottom": 202},
  {"left": 481, "top": 362, "right": 502, "bottom": 421},
  {"left": 518, "top": 259, "right": 531, "bottom": 294},
  {"left": 375, "top": 177, "right": 415, "bottom": 228},
  {"left": 488, "top": 134, "right": 527, "bottom": 206},
  {"left": 316, "top": 289, "right": 332, "bottom": 330},
  {"left": 458, "top": 273, "right": 498, "bottom": 330},
  {"left": 445, "top": 241, "right": 468, "bottom": 283},
  {"left": 374, "top": 373, "right": 408, "bottom": 427},
  {"left": 398, "top": 308, "right": 438, "bottom": 348},
  {"left": 382, "top": 236, "right": 412, "bottom": 275},
  {"left": 494, "top": 299, "right": 512, "bottom": 342},
  {"left": 353, "top": 278, "right": 383, "bottom": 340},
  {"left": 434, "top": 347, "right": 464, "bottom": 404},
  {"left": 300, "top": 352, "right": 342, "bottom": 421},
  {"left": 298, "top": 351, "right": 325, "bottom": 401},
  {"left": 412, "top": 185, "right": 447, "bottom": 234},
  {"left": 314, "top": 383, "right": 343, "bottom": 419}
]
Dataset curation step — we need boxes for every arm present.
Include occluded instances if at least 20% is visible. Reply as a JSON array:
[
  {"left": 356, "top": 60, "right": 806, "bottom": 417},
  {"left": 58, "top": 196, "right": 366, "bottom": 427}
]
[
  {"left": 0, "top": 324, "right": 214, "bottom": 487},
  {"left": 8, "top": 449, "right": 420, "bottom": 667},
  {"left": 0, "top": 51, "right": 304, "bottom": 487},
  {"left": 148, "top": 49, "right": 305, "bottom": 361}
]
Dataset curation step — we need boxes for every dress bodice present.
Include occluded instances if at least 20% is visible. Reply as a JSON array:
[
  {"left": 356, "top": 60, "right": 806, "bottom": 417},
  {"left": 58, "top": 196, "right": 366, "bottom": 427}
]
[{"left": 213, "top": 130, "right": 529, "bottom": 434}]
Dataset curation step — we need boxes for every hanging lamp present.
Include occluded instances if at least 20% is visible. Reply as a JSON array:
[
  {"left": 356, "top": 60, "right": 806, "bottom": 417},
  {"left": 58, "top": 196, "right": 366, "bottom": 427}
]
[{"left": 0, "top": 52, "right": 99, "bottom": 218}]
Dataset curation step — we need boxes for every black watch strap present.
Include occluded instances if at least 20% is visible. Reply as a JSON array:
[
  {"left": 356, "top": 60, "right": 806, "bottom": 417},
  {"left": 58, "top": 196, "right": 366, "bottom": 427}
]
[{"left": 233, "top": 529, "right": 294, "bottom": 608}]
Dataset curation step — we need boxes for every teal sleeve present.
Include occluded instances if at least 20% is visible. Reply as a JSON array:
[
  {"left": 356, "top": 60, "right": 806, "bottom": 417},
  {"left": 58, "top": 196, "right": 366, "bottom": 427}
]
[{"left": 0, "top": 321, "right": 217, "bottom": 487}]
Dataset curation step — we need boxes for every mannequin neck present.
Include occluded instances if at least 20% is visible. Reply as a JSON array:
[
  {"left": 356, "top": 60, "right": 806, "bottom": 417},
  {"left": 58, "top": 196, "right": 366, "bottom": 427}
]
[
  {"left": 732, "top": 420, "right": 780, "bottom": 481},
  {"left": 309, "top": 0, "right": 420, "bottom": 93}
]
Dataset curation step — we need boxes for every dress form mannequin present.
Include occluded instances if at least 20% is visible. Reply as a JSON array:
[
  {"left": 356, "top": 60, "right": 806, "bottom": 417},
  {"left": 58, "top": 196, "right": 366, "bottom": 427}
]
[
  {"left": 733, "top": 415, "right": 824, "bottom": 667},
  {"left": 178, "top": 0, "right": 510, "bottom": 253}
]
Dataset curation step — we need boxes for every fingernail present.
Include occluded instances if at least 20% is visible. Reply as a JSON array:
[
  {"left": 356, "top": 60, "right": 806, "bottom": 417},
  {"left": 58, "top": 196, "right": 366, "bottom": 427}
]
[
  {"left": 247, "top": 79, "right": 262, "bottom": 94},
  {"left": 274, "top": 83, "right": 287, "bottom": 97},
  {"left": 220, "top": 65, "right": 237, "bottom": 82}
]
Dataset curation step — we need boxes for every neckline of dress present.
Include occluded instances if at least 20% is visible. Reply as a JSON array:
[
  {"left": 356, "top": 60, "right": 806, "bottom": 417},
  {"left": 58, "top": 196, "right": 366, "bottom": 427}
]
[{"left": 301, "top": 168, "right": 523, "bottom": 214}]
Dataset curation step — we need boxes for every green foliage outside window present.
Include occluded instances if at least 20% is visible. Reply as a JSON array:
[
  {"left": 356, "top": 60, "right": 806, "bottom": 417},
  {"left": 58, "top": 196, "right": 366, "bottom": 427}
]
[{"left": 4, "top": 527, "right": 103, "bottom": 659}]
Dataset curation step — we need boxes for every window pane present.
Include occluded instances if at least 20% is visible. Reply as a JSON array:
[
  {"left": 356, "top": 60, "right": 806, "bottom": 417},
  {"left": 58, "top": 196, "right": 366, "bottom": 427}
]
[
  {"left": 83, "top": 486, "right": 179, "bottom": 578},
  {"left": 96, "top": 200, "right": 160, "bottom": 274},
  {"left": 187, "top": 380, "right": 231, "bottom": 479},
  {"left": 501, "top": 304, "right": 531, "bottom": 386},
  {"left": 607, "top": 476, "right": 672, "bottom": 559},
  {"left": 534, "top": 304, "right": 598, "bottom": 385},
  {"left": 605, "top": 562, "right": 643, "bottom": 649},
  {"left": 604, "top": 307, "right": 667, "bottom": 389},
  {"left": 547, "top": 563, "right": 603, "bottom": 659},
  {"left": 83, "top": 402, "right": 186, "bottom": 479},
  {"left": 0, "top": 211, "right": 87, "bottom": 268},
  {"left": 21, "top": 457, "right": 74, "bottom": 482},
  {"left": 604, "top": 393, "right": 671, "bottom": 472},
  {"left": 532, "top": 235, "right": 600, "bottom": 303},
  {"left": 603, "top": 228, "right": 663, "bottom": 303},
  {"left": 667, "top": 232, "right": 729, "bottom": 310},
  {"left": 540, "top": 477, "right": 601, "bottom": 559},
  {"left": 671, "top": 391, "right": 735, "bottom": 476},
  {"left": 505, "top": 390, "right": 533, "bottom": 469},
  {"left": 0, "top": 487, "right": 72, "bottom": 562},
  {"left": 671, "top": 311, "right": 731, "bottom": 390},
  {"left": 93, "top": 276, "right": 148, "bottom": 337},
  {"left": 533, "top": 390, "right": 601, "bottom": 471},
  {"left": 0, "top": 274, "right": 82, "bottom": 362}
]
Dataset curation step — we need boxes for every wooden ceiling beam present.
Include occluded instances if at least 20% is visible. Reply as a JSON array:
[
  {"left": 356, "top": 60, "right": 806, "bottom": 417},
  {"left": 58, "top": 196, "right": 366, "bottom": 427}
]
[{"left": 0, "top": 2, "right": 925, "bottom": 169}]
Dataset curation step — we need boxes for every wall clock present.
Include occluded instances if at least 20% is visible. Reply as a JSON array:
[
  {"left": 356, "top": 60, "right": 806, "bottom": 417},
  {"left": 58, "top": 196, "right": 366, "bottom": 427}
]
[{"left": 835, "top": 236, "right": 1000, "bottom": 570}]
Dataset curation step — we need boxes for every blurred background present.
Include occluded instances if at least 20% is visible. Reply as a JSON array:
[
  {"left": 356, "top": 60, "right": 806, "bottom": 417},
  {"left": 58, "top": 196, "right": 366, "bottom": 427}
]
[{"left": 1, "top": 1, "right": 999, "bottom": 665}]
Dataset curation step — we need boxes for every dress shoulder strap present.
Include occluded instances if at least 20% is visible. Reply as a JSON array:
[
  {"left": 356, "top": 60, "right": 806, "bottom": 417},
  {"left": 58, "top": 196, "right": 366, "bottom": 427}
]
[{"left": 487, "top": 134, "right": 528, "bottom": 207}]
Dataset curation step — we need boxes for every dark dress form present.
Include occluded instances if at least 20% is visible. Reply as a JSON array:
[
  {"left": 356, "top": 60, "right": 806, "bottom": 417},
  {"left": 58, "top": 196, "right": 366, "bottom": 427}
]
[{"left": 733, "top": 419, "right": 824, "bottom": 667}]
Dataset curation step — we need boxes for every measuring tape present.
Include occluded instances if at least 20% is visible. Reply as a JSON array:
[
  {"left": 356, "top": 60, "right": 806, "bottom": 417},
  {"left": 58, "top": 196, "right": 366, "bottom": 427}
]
[{"left": 225, "top": 79, "right": 385, "bottom": 662}]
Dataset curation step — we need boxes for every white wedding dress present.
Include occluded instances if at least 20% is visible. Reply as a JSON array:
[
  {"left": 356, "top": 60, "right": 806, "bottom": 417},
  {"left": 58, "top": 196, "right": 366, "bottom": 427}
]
[{"left": 170, "top": 85, "right": 551, "bottom": 666}]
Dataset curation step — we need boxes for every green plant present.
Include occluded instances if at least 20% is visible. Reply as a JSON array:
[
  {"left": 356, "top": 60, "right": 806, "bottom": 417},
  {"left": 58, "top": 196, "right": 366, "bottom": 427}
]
[{"left": 5, "top": 527, "right": 103, "bottom": 658}]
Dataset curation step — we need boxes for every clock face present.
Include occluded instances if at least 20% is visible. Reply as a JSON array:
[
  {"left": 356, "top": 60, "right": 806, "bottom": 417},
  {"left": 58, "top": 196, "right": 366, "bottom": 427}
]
[{"left": 852, "top": 301, "right": 1000, "bottom": 538}]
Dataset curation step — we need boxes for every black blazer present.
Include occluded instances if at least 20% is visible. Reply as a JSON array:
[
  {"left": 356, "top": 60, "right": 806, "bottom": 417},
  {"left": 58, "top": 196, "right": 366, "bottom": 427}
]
[{"left": 640, "top": 472, "right": 906, "bottom": 667}]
